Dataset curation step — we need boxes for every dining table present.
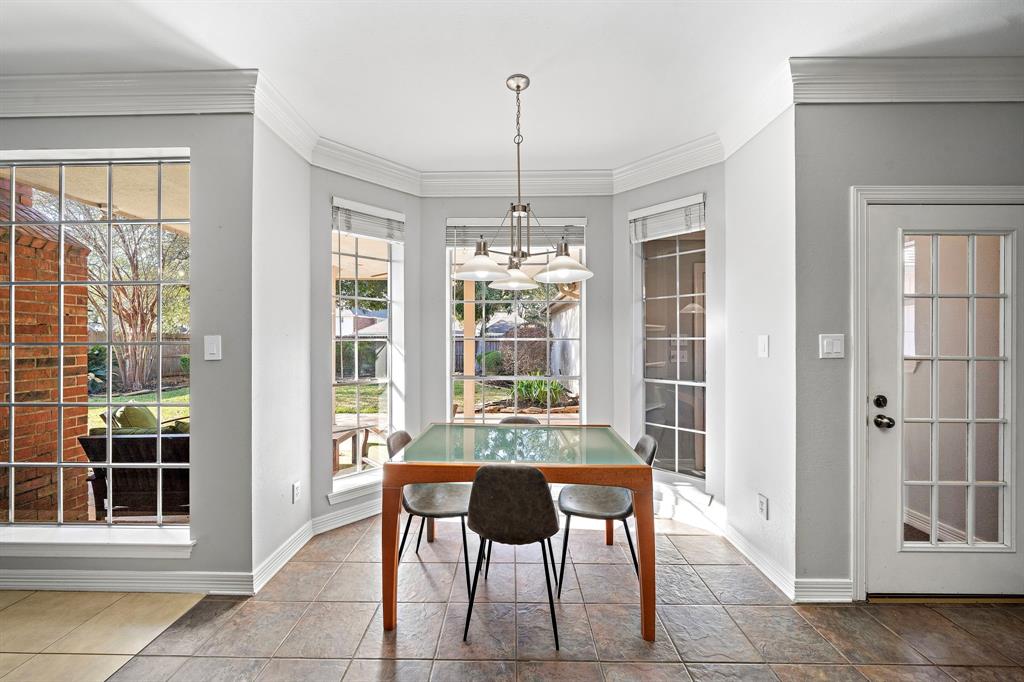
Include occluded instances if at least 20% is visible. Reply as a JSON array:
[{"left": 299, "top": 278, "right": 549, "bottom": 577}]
[{"left": 381, "top": 422, "right": 658, "bottom": 641}]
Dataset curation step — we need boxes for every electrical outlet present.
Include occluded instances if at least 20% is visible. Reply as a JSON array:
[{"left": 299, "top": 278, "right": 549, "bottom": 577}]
[
  {"left": 757, "top": 494, "right": 769, "bottom": 521},
  {"left": 292, "top": 481, "right": 301, "bottom": 504}
]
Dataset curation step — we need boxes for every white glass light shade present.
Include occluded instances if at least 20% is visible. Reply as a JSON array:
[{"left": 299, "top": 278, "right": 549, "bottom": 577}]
[
  {"left": 681, "top": 301, "right": 705, "bottom": 314},
  {"left": 533, "top": 242, "right": 593, "bottom": 284},
  {"left": 489, "top": 265, "right": 538, "bottom": 290},
  {"left": 454, "top": 240, "right": 511, "bottom": 282}
]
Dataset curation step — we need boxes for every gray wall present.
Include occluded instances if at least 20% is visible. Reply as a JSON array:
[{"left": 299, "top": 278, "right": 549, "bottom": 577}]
[
  {"left": 794, "top": 102, "right": 1024, "bottom": 579},
  {"left": 0, "top": 113, "right": 256, "bottom": 574},
  {"left": 724, "top": 108, "right": 797, "bottom": 576},
  {"left": 251, "top": 120, "right": 312, "bottom": 567},
  {"left": 611, "top": 166, "right": 726, "bottom": 500}
]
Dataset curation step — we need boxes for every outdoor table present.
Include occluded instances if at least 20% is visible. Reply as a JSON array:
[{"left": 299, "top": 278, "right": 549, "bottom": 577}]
[{"left": 381, "top": 422, "right": 657, "bottom": 641}]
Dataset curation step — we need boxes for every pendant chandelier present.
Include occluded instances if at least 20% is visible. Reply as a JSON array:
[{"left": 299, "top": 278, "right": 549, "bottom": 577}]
[{"left": 455, "top": 74, "right": 593, "bottom": 286}]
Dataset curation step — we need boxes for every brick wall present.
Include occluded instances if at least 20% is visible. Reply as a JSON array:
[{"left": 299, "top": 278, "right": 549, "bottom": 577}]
[{"left": 0, "top": 180, "right": 92, "bottom": 522}]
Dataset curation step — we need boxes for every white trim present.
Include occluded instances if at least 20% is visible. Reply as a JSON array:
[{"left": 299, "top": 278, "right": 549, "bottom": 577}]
[
  {"left": 0, "top": 569, "right": 252, "bottom": 595},
  {"left": 0, "top": 70, "right": 258, "bottom": 117},
  {"left": 627, "top": 193, "right": 706, "bottom": 223},
  {"left": 791, "top": 57, "right": 1024, "bottom": 103},
  {"left": 327, "top": 469, "right": 383, "bottom": 507},
  {"left": 313, "top": 494, "right": 382, "bottom": 535},
  {"left": 422, "top": 170, "right": 613, "bottom": 197},
  {"left": 445, "top": 217, "right": 587, "bottom": 228},
  {"left": 793, "top": 578, "right": 855, "bottom": 602},
  {"left": 254, "top": 76, "right": 318, "bottom": 162},
  {"left": 722, "top": 524, "right": 796, "bottom": 601},
  {"left": 0, "top": 526, "right": 194, "bottom": 559},
  {"left": 612, "top": 135, "right": 724, "bottom": 194},
  {"left": 313, "top": 137, "right": 422, "bottom": 196},
  {"left": 252, "top": 520, "right": 313, "bottom": 594},
  {"left": 332, "top": 197, "right": 406, "bottom": 224},
  {"left": 849, "top": 185, "right": 1024, "bottom": 600},
  {"left": 0, "top": 148, "right": 190, "bottom": 162}
]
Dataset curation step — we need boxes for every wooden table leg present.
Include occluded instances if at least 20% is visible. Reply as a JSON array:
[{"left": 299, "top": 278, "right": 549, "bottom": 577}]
[
  {"left": 633, "top": 483, "right": 656, "bottom": 641},
  {"left": 427, "top": 517, "right": 435, "bottom": 543},
  {"left": 381, "top": 486, "right": 401, "bottom": 630},
  {"left": 605, "top": 519, "right": 614, "bottom": 545}
]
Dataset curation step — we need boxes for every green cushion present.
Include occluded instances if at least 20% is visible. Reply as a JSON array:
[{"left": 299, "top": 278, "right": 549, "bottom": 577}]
[
  {"left": 110, "top": 427, "right": 158, "bottom": 436},
  {"left": 116, "top": 405, "right": 158, "bottom": 429},
  {"left": 161, "top": 420, "right": 190, "bottom": 434}
]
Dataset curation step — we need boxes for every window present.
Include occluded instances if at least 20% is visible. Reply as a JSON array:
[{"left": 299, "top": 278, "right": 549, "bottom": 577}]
[
  {"left": 0, "top": 158, "right": 190, "bottom": 525},
  {"left": 331, "top": 232, "right": 392, "bottom": 477},
  {"left": 448, "top": 246, "right": 583, "bottom": 424},
  {"left": 635, "top": 198, "right": 707, "bottom": 477}
]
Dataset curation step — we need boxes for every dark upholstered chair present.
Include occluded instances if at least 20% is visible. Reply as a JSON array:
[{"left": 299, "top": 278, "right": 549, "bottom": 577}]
[
  {"left": 78, "top": 434, "right": 189, "bottom": 519},
  {"left": 388, "top": 430, "right": 472, "bottom": 593},
  {"left": 556, "top": 435, "right": 657, "bottom": 596},
  {"left": 498, "top": 415, "right": 541, "bottom": 425},
  {"left": 465, "top": 464, "right": 561, "bottom": 649}
]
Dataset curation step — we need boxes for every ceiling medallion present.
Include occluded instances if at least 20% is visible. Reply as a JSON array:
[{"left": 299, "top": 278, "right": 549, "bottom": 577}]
[{"left": 455, "top": 74, "right": 593, "bottom": 287}]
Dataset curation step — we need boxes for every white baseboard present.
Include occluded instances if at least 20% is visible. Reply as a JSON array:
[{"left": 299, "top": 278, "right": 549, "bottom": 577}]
[
  {"left": 793, "top": 578, "right": 856, "bottom": 602},
  {"left": 312, "top": 493, "right": 381, "bottom": 535},
  {"left": 721, "top": 525, "right": 797, "bottom": 600},
  {"left": 252, "top": 520, "right": 313, "bottom": 594},
  {"left": 0, "top": 569, "right": 252, "bottom": 594}
]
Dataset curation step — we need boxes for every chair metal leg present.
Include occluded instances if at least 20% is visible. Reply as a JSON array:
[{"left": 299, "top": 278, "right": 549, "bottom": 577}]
[
  {"left": 398, "top": 514, "right": 413, "bottom": 559},
  {"left": 540, "top": 540, "right": 560, "bottom": 650},
  {"left": 484, "top": 539, "right": 492, "bottom": 580},
  {"left": 415, "top": 516, "right": 425, "bottom": 553},
  {"left": 557, "top": 514, "right": 571, "bottom": 598},
  {"left": 460, "top": 516, "right": 471, "bottom": 595},
  {"left": 463, "top": 540, "right": 487, "bottom": 642},
  {"left": 623, "top": 518, "right": 639, "bottom": 576},
  {"left": 546, "top": 537, "right": 558, "bottom": 588}
]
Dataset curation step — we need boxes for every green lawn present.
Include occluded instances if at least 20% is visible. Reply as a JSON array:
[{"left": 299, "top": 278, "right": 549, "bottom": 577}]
[{"left": 88, "top": 387, "right": 190, "bottom": 430}]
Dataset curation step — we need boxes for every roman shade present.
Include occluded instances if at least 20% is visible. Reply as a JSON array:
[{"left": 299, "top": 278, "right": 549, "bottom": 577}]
[
  {"left": 445, "top": 218, "right": 585, "bottom": 249},
  {"left": 332, "top": 197, "right": 405, "bottom": 243},
  {"left": 628, "top": 193, "right": 706, "bottom": 244}
]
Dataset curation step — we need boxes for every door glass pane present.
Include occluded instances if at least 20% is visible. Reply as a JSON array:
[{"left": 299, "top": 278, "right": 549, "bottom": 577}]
[
  {"left": 974, "top": 486, "right": 1001, "bottom": 543},
  {"left": 903, "top": 298, "right": 932, "bottom": 356},
  {"left": 903, "top": 235, "right": 932, "bottom": 295},
  {"left": 974, "top": 361, "right": 1002, "bottom": 419},
  {"left": 903, "top": 422, "right": 931, "bottom": 481},
  {"left": 903, "top": 361, "right": 931, "bottom": 418},
  {"left": 974, "top": 299, "right": 1002, "bottom": 357},
  {"left": 937, "top": 235, "right": 968, "bottom": 294},
  {"left": 903, "top": 485, "right": 931, "bottom": 542},
  {"left": 974, "top": 235, "right": 1002, "bottom": 295},
  {"left": 974, "top": 423, "right": 1001, "bottom": 482},
  {"left": 937, "top": 486, "right": 967, "bottom": 544},
  {"left": 936, "top": 422, "right": 967, "bottom": 482},
  {"left": 936, "top": 361, "right": 967, "bottom": 419},
  {"left": 937, "top": 298, "right": 968, "bottom": 356}
]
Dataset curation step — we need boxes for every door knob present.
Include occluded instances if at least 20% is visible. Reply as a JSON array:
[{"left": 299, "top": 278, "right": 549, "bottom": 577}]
[{"left": 873, "top": 414, "right": 896, "bottom": 429}]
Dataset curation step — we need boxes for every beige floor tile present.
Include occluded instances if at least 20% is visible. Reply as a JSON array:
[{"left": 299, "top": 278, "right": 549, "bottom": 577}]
[
  {"left": 0, "top": 653, "right": 33, "bottom": 677},
  {"left": 0, "top": 592, "right": 34, "bottom": 612},
  {"left": 0, "top": 592, "right": 126, "bottom": 653},
  {"left": 1, "top": 653, "right": 131, "bottom": 682},
  {"left": 45, "top": 593, "right": 202, "bottom": 655}
]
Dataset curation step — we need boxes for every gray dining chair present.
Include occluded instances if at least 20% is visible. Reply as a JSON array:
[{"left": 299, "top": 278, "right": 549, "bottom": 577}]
[
  {"left": 556, "top": 435, "right": 657, "bottom": 596},
  {"left": 465, "top": 464, "right": 560, "bottom": 650},
  {"left": 388, "top": 431, "right": 472, "bottom": 594},
  {"left": 499, "top": 415, "right": 541, "bottom": 425}
]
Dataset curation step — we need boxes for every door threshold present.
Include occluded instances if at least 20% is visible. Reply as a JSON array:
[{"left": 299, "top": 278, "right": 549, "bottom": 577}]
[{"left": 868, "top": 594, "right": 1024, "bottom": 604}]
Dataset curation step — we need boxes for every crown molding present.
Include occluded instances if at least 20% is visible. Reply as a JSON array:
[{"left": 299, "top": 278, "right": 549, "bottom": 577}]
[
  {"left": 790, "top": 57, "right": 1024, "bottom": 103},
  {"left": 254, "top": 75, "right": 318, "bottom": 162},
  {"left": 0, "top": 69, "right": 258, "bottom": 118},
  {"left": 312, "top": 137, "right": 422, "bottom": 196},
  {"left": 611, "top": 134, "right": 724, "bottom": 194},
  {"left": 421, "top": 169, "right": 613, "bottom": 197}
]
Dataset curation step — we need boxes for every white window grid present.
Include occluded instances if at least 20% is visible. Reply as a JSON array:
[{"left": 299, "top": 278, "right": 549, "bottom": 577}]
[
  {"left": 900, "top": 231, "right": 1012, "bottom": 548},
  {"left": 642, "top": 237, "right": 707, "bottom": 477},
  {"left": 1, "top": 158, "right": 190, "bottom": 526},
  {"left": 447, "top": 248, "right": 583, "bottom": 425}
]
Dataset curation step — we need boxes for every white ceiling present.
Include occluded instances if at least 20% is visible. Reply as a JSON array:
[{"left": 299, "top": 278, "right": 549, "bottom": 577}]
[{"left": 1, "top": 1, "right": 1022, "bottom": 172}]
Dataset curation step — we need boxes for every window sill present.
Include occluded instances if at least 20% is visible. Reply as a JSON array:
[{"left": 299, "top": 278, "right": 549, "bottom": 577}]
[
  {"left": 328, "top": 469, "right": 383, "bottom": 506},
  {"left": 0, "top": 525, "right": 195, "bottom": 559}
]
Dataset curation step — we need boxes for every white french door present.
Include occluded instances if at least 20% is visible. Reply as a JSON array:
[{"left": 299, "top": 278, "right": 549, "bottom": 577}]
[{"left": 866, "top": 204, "right": 1023, "bottom": 595}]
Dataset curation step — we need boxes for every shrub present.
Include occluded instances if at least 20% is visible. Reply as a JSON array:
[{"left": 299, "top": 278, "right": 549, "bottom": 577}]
[
  {"left": 180, "top": 355, "right": 191, "bottom": 374},
  {"left": 87, "top": 345, "right": 107, "bottom": 395},
  {"left": 477, "top": 350, "right": 506, "bottom": 375},
  {"left": 514, "top": 376, "right": 567, "bottom": 407}
]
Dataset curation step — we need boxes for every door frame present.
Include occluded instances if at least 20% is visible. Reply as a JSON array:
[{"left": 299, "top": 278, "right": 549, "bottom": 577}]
[{"left": 849, "top": 185, "right": 1024, "bottom": 600}]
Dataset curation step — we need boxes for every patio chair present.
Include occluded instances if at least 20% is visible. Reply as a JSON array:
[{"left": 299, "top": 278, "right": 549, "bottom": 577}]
[
  {"left": 464, "top": 464, "right": 560, "bottom": 650},
  {"left": 388, "top": 430, "right": 473, "bottom": 594},
  {"left": 555, "top": 435, "right": 657, "bottom": 596},
  {"left": 499, "top": 415, "right": 541, "bottom": 425}
]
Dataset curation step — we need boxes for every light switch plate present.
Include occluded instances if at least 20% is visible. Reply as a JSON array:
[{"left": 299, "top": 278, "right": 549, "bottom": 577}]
[
  {"left": 758, "top": 494, "right": 769, "bottom": 521},
  {"left": 757, "top": 334, "right": 770, "bottom": 358},
  {"left": 818, "top": 333, "right": 845, "bottom": 359},
  {"left": 204, "top": 335, "right": 222, "bottom": 361}
]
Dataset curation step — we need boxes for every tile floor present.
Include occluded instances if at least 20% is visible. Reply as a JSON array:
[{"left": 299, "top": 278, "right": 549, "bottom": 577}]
[{"left": 1, "top": 509, "right": 1022, "bottom": 681}]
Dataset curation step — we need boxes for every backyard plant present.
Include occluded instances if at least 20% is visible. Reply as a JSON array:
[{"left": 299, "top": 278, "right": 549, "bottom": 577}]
[
  {"left": 476, "top": 349, "right": 506, "bottom": 375},
  {"left": 514, "top": 375, "right": 566, "bottom": 408}
]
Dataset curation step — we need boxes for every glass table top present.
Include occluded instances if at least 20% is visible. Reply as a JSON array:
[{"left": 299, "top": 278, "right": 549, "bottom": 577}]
[{"left": 396, "top": 424, "right": 644, "bottom": 466}]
